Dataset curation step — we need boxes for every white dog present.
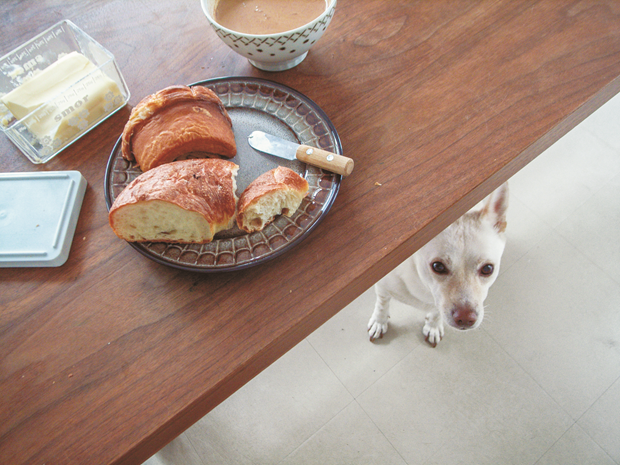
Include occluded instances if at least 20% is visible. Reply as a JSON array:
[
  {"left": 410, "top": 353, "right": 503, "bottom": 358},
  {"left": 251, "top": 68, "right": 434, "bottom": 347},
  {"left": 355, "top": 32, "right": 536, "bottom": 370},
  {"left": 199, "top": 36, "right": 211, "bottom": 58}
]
[{"left": 368, "top": 183, "right": 509, "bottom": 346}]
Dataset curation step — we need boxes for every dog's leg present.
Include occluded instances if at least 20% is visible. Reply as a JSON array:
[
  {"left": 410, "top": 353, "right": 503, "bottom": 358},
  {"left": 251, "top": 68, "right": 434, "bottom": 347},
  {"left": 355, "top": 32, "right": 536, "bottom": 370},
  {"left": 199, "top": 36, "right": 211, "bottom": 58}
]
[
  {"left": 423, "top": 310, "right": 444, "bottom": 347},
  {"left": 368, "top": 286, "right": 391, "bottom": 341}
]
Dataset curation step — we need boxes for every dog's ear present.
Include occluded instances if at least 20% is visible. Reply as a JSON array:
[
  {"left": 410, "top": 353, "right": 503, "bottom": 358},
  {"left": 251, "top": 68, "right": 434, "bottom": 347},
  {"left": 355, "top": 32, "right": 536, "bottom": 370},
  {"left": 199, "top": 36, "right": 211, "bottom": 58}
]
[{"left": 480, "top": 183, "right": 509, "bottom": 233}]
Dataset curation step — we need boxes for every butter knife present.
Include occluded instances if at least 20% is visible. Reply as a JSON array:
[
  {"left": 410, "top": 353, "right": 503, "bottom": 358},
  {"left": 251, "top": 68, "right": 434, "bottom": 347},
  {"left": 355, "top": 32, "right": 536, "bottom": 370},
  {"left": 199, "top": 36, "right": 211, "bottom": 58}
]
[{"left": 247, "top": 130, "right": 354, "bottom": 176}]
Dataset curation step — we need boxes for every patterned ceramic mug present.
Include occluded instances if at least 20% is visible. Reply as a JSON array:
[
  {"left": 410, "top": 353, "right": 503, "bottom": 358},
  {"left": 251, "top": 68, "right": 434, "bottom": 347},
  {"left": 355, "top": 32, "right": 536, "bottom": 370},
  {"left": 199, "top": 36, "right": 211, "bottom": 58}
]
[{"left": 200, "top": 0, "right": 337, "bottom": 72}]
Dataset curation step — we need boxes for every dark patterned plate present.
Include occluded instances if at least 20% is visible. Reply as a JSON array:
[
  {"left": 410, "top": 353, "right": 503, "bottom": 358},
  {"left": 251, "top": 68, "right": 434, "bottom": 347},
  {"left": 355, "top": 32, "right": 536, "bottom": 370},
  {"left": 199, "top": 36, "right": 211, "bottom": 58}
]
[{"left": 104, "top": 77, "right": 342, "bottom": 272}]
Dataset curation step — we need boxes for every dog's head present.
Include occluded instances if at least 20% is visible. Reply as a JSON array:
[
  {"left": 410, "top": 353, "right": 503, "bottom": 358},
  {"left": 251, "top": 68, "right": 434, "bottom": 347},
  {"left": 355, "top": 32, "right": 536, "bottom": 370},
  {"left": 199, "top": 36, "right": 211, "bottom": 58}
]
[{"left": 415, "top": 183, "right": 509, "bottom": 331}]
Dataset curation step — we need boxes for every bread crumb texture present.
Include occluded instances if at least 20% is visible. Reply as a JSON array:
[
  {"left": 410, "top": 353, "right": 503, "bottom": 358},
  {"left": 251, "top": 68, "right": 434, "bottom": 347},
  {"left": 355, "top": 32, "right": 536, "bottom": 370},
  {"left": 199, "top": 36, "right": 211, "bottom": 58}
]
[
  {"left": 237, "top": 166, "right": 309, "bottom": 233},
  {"left": 109, "top": 159, "right": 239, "bottom": 243}
]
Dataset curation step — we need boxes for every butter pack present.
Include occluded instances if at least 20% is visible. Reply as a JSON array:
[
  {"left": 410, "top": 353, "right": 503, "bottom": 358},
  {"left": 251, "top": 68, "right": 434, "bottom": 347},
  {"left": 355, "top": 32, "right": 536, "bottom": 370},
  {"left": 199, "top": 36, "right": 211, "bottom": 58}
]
[{"left": 0, "top": 20, "right": 130, "bottom": 163}]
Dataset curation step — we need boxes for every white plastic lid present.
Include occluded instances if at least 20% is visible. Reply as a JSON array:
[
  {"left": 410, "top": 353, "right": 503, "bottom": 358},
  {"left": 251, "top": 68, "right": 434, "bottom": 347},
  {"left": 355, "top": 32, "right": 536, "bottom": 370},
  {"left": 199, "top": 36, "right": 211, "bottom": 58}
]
[{"left": 0, "top": 170, "right": 86, "bottom": 267}]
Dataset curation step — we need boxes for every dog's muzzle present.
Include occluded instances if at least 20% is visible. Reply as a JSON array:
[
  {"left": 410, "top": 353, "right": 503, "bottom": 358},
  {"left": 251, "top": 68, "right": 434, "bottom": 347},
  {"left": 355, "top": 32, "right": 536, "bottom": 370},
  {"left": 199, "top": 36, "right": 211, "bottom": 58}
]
[{"left": 451, "top": 305, "right": 478, "bottom": 330}]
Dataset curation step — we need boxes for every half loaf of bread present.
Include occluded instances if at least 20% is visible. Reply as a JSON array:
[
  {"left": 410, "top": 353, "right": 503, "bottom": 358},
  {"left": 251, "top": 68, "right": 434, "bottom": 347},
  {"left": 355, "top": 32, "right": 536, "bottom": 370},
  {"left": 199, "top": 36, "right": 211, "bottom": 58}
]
[
  {"left": 237, "top": 167, "right": 309, "bottom": 233},
  {"left": 121, "top": 85, "right": 236, "bottom": 171},
  {"left": 109, "top": 159, "right": 239, "bottom": 243}
]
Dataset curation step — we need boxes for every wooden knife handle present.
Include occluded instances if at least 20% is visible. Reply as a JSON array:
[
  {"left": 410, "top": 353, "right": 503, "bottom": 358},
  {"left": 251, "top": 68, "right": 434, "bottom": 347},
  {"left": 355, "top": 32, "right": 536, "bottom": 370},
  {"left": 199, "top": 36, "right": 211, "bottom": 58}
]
[{"left": 295, "top": 145, "right": 354, "bottom": 176}]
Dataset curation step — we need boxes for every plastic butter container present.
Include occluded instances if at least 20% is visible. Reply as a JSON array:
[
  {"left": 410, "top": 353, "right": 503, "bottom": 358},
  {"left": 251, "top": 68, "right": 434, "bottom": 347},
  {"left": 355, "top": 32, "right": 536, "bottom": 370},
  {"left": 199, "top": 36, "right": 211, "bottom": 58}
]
[
  {"left": 0, "top": 20, "right": 130, "bottom": 164},
  {"left": 0, "top": 171, "right": 87, "bottom": 267}
]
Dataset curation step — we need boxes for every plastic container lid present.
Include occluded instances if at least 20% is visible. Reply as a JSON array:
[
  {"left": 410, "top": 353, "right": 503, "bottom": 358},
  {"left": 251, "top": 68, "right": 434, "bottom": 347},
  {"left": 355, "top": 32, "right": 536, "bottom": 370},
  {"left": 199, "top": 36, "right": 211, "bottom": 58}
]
[{"left": 0, "top": 170, "right": 86, "bottom": 267}]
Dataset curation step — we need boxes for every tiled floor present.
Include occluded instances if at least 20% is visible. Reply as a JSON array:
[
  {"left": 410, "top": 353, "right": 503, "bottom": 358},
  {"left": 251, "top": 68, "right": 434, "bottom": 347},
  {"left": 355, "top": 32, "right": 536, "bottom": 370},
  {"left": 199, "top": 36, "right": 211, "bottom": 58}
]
[{"left": 144, "top": 92, "right": 620, "bottom": 465}]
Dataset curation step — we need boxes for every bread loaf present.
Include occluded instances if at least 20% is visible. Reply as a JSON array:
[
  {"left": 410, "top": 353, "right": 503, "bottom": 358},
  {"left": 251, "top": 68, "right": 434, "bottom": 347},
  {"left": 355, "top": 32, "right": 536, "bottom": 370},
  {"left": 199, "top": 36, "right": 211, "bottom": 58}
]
[
  {"left": 109, "top": 159, "right": 239, "bottom": 243},
  {"left": 121, "top": 85, "right": 236, "bottom": 171},
  {"left": 237, "top": 167, "right": 309, "bottom": 233}
]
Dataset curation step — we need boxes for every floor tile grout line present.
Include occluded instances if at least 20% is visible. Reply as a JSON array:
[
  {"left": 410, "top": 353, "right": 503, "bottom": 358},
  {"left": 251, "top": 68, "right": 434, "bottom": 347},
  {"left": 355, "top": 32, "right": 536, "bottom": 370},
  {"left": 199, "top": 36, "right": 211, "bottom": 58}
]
[
  {"left": 570, "top": 372, "right": 620, "bottom": 465},
  {"left": 304, "top": 335, "right": 357, "bottom": 399},
  {"left": 531, "top": 425, "right": 576, "bottom": 465},
  {"left": 306, "top": 333, "right": 428, "bottom": 464},
  {"left": 274, "top": 397, "right": 357, "bottom": 465},
  {"left": 480, "top": 325, "right": 580, "bottom": 462},
  {"left": 351, "top": 397, "right": 412, "bottom": 465},
  {"left": 186, "top": 432, "right": 210, "bottom": 465},
  {"left": 510, "top": 186, "right": 594, "bottom": 235},
  {"left": 551, "top": 173, "right": 620, "bottom": 288},
  {"left": 482, "top": 324, "right": 571, "bottom": 413},
  {"left": 582, "top": 124, "right": 620, "bottom": 155},
  {"left": 531, "top": 421, "right": 620, "bottom": 465},
  {"left": 353, "top": 343, "right": 447, "bottom": 465},
  {"left": 282, "top": 337, "right": 357, "bottom": 462},
  {"left": 305, "top": 323, "right": 422, "bottom": 400},
  {"left": 554, "top": 228, "right": 620, "bottom": 288}
]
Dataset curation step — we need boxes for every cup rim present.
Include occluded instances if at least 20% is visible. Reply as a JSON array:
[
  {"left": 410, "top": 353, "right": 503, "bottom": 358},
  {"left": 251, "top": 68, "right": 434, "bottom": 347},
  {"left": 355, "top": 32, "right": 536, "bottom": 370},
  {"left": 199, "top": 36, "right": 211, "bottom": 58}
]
[{"left": 201, "top": 0, "right": 336, "bottom": 38}]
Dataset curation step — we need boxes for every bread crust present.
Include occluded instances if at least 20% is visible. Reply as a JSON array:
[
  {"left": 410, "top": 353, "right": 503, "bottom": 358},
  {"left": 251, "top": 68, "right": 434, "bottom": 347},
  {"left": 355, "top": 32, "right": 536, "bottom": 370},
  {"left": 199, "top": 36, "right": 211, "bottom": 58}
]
[
  {"left": 109, "top": 158, "right": 239, "bottom": 243},
  {"left": 237, "top": 166, "right": 309, "bottom": 233},
  {"left": 121, "top": 85, "right": 236, "bottom": 171}
]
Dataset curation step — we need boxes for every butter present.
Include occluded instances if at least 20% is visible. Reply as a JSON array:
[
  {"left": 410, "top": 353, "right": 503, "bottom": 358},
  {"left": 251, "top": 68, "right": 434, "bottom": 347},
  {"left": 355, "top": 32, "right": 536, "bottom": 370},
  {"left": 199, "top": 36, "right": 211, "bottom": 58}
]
[{"left": 1, "top": 51, "right": 123, "bottom": 146}]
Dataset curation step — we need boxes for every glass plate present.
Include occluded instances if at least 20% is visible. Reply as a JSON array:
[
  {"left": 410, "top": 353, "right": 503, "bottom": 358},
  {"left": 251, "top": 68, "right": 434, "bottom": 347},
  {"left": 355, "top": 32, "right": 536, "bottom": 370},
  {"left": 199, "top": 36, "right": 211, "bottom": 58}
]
[{"left": 104, "top": 77, "right": 342, "bottom": 272}]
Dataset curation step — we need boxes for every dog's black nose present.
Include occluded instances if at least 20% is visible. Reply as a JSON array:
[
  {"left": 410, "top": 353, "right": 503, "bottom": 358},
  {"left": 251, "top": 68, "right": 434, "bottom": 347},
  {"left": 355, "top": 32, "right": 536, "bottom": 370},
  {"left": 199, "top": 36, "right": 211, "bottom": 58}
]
[{"left": 452, "top": 307, "right": 477, "bottom": 329}]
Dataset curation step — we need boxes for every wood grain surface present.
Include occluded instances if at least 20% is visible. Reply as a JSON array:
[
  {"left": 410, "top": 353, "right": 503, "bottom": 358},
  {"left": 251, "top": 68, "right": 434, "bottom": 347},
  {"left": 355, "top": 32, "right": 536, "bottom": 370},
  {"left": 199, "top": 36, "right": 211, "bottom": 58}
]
[{"left": 1, "top": 1, "right": 620, "bottom": 464}]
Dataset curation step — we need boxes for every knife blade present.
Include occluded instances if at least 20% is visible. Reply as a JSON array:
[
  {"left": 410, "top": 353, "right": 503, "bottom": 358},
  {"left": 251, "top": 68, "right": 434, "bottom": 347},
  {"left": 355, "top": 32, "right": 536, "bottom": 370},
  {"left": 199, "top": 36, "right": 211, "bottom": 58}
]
[{"left": 248, "top": 130, "right": 354, "bottom": 176}]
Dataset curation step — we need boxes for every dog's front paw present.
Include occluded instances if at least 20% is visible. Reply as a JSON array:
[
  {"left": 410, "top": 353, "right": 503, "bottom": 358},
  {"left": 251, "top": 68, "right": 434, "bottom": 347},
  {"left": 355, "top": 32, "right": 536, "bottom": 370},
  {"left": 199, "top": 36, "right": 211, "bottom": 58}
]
[
  {"left": 423, "top": 313, "right": 444, "bottom": 348},
  {"left": 368, "top": 316, "right": 388, "bottom": 342}
]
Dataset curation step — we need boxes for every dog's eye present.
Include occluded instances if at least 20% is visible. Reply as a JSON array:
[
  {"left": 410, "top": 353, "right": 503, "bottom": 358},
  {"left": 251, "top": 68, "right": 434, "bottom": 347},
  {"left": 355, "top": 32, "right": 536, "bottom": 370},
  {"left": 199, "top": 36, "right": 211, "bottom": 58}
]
[
  {"left": 480, "top": 264, "right": 494, "bottom": 276},
  {"left": 432, "top": 261, "right": 448, "bottom": 274}
]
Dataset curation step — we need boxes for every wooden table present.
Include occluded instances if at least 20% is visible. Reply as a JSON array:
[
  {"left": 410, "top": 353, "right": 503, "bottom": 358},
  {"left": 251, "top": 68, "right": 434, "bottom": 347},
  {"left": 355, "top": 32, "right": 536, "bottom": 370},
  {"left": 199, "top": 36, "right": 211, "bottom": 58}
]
[{"left": 2, "top": 1, "right": 620, "bottom": 463}]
